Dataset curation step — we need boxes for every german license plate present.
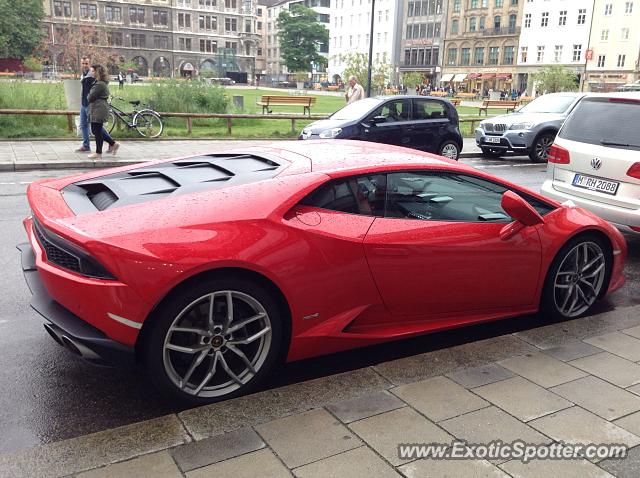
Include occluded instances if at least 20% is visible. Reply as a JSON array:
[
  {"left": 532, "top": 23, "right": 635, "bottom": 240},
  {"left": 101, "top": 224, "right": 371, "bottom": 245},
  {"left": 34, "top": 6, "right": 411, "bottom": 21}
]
[
  {"left": 485, "top": 137, "right": 501, "bottom": 144},
  {"left": 572, "top": 174, "right": 619, "bottom": 195}
]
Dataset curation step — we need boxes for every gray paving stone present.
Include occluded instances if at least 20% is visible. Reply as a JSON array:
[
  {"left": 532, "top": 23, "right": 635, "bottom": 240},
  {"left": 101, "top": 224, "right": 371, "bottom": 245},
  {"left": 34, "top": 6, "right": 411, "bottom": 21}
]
[
  {"left": 171, "top": 427, "right": 264, "bottom": 472},
  {"left": 185, "top": 448, "right": 292, "bottom": 478},
  {"left": 179, "top": 367, "right": 390, "bottom": 440},
  {"left": 0, "top": 415, "right": 190, "bottom": 478},
  {"left": 584, "top": 332, "right": 640, "bottom": 362},
  {"left": 76, "top": 451, "right": 182, "bottom": 478},
  {"left": 391, "top": 376, "right": 489, "bottom": 422},
  {"left": 326, "top": 390, "right": 405, "bottom": 424},
  {"left": 400, "top": 457, "right": 509, "bottom": 478},
  {"left": 473, "top": 376, "right": 573, "bottom": 422},
  {"left": 627, "top": 384, "right": 640, "bottom": 397},
  {"left": 499, "top": 458, "right": 615, "bottom": 478},
  {"left": 528, "top": 407, "right": 640, "bottom": 450},
  {"left": 255, "top": 408, "right": 361, "bottom": 469},
  {"left": 439, "top": 406, "right": 549, "bottom": 446},
  {"left": 292, "top": 446, "right": 401, "bottom": 478},
  {"left": 551, "top": 376, "right": 640, "bottom": 420},
  {"left": 446, "top": 363, "right": 515, "bottom": 388},
  {"left": 542, "top": 340, "right": 603, "bottom": 362},
  {"left": 621, "top": 324, "right": 640, "bottom": 340},
  {"left": 373, "top": 335, "right": 538, "bottom": 386},
  {"left": 614, "top": 411, "right": 640, "bottom": 437},
  {"left": 348, "top": 406, "right": 452, "bottom": 466},
  {"left": 498, "top": 352, "right": 587, "bottom": 388},
  {"left": 598, "top": 442, "right": 640, "bottom": 478},
  {"left": 570, "top": 352, "right": 640, "bottom": 388}
]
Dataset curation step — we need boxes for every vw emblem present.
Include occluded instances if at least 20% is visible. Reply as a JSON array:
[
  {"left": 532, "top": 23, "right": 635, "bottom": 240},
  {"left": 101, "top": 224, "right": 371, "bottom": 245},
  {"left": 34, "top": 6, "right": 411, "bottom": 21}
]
[{"left": 591, "top": 157, "right": 602, "bottom": 170}]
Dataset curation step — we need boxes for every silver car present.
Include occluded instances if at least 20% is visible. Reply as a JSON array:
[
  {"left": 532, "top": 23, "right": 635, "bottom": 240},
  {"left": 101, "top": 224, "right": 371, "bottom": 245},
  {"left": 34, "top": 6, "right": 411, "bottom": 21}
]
[{"left": 475, "top": 93, "right": 585, "bottom": 162}]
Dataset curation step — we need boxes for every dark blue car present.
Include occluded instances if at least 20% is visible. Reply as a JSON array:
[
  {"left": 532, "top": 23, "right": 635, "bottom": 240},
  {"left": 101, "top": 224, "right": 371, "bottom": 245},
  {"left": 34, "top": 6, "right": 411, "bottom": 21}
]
[{"left": 299, "top": 95, "right": 463, "bottom": 160}]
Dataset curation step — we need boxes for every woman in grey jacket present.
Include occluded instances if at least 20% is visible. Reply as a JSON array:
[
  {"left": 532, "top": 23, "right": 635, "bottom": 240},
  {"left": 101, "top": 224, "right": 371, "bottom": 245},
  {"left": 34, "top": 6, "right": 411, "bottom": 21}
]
[{"left": 87, "top": 64, "right": 119, "bottom": 159}]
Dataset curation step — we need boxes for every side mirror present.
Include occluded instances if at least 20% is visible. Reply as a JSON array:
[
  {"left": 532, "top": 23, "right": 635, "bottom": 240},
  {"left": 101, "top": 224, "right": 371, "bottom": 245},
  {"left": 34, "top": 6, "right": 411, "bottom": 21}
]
[{"left": 500, "top": 190, "right": 544, "bottom": 240}]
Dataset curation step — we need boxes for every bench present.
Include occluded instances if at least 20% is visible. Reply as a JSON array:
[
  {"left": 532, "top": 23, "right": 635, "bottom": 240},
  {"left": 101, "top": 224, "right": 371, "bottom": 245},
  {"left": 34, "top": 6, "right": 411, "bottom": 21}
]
[
  {"left": 518, "top": 96, "right": 534, "bottom": 104},
  {"left": 256, "top": 95, "right": 317, "bottom": 115},
  {"left": 428, "top": 91, "right": 448, "bottom": 97},
  {"left": 448, "top": 98, "right": 461, "bottom": 107},
  {"left": 327, "top": 85, "right": 341, "bottom": 91},
  {"left": 455, "top": 92, "right": 477, "bottom": 100},
  {"left": 478, "top": 100, "right": 519, "bottom": 116}
]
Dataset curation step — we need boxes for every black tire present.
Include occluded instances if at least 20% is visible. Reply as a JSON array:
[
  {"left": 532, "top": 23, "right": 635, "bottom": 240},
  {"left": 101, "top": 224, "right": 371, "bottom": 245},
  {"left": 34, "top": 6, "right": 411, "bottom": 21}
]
[
  {"left": 439, "top": 140, "right": 460, "bottom": 160},
  {"left": 143, "top": 277, "right": 284, "bottom": 405},
  {"left": 481, "top": 147, "right": 502, "bottom": 158},
  {"left": 540, "top": 234, "right": 612, "bottom": 321},
  {"left": 105, "top": 111, "right": 116, "bottom": 134},
  {"left": 528, "top": 131, "right": 556, "bottom": 163},
  {"left": 134, "top": 110, "right": 164, "bottom": 138}
]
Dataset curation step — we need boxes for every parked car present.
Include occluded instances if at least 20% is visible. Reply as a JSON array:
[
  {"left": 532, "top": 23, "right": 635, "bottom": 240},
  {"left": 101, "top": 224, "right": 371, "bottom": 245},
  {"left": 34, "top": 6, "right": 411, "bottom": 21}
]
[
  {"left": 300, "top": 96, "right": 463, "bottom": 160},
  {"left": 540, "top": 93, "right": 640, "bottom": 234},
  {"left": 20, "top": 140, "right": 626, "bottom": 404},
  {"left": 475, "top": 92, "right": 586, "bottom": 162}
]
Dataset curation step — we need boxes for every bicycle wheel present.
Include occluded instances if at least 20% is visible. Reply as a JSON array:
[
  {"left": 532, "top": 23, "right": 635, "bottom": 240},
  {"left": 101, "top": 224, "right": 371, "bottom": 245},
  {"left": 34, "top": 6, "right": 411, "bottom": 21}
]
[
  {"left": 105, "top": 110, "right": 117, "bottom": 134},
  {"left": 133, "top": 110, "right": 163, "bottom": 138}
]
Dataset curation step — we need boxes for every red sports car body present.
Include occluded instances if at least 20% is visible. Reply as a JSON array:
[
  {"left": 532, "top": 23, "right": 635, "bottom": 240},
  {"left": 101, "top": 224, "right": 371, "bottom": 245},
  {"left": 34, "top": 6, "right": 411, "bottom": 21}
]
[{"left": 20, "top": 140, "right": 627, "bottom": 403}]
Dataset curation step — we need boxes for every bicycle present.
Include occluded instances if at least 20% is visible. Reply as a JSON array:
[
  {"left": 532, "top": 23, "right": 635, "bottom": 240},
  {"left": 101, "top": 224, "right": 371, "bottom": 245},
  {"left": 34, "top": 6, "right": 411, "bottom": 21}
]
[{"left": 105, "top": 96, "right": 164, "bottom": 138}]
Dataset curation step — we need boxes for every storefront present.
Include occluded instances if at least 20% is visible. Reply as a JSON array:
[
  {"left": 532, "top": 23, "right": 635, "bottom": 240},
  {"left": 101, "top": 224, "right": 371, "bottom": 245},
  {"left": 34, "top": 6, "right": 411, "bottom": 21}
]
[{"left": 586, "top": 72, "right": 632, "bottom": 92}]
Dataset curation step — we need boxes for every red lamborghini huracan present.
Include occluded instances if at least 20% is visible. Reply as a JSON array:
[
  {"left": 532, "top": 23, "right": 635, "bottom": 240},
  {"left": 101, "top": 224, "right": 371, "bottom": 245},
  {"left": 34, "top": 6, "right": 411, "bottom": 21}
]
[{"left": 20, "top": 140, "right": 626, "bottom": 404}]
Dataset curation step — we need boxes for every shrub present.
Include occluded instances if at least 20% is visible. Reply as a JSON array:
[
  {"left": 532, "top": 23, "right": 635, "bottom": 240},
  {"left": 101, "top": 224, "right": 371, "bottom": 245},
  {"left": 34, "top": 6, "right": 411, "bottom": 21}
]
[{"left": 147, "top": 79, "right": 229, "bottom": 113}]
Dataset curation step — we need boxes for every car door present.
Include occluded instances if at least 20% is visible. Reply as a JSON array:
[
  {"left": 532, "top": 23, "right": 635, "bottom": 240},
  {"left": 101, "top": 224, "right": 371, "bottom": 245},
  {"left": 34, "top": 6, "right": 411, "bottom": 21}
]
[
  {"left": 363, "top": 170, "right": 543, "bottom": 318},
  {"left": 408, "top": 99, "right": 449, "bottom": 152},
  {"left": 363, "top": 99, "right": 412, "bottom": 147}
]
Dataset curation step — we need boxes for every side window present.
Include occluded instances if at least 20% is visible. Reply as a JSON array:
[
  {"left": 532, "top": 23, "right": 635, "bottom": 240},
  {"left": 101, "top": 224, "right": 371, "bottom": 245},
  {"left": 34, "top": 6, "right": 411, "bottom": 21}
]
[
  {"left": 386, "top": 171, "right": 512, "bottom": 222},
  {"left": 412, "top": 99, "right": 447, "bottom": 120},
  {"left": 300, "top": 174, "right": 387, "bottom": 216},
  {"left": 368, "top": 99, "right": 411, "bottom": 123}
]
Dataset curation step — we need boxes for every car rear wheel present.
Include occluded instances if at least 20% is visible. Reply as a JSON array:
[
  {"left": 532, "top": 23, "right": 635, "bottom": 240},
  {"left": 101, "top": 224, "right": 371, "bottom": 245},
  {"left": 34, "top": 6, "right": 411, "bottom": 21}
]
[
  {"left": 541, "top": 235, "right": 611, "bottom": 320},
  {"left": 439, "top": 141, "right": 460, "bottom": 160},
  {"left": 143, "top": 277, "right": 283, "bottom": 405},
  {"left": 529, "top": 132, "right": 555, "bottom": 163},
  {"left": 481, "top": 147, "right": 502, "bottom": 158}
]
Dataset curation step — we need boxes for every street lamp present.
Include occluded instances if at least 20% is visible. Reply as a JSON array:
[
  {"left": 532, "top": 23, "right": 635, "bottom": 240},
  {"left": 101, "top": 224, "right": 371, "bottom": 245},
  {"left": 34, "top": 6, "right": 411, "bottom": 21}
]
[{"left": 366, "top": 0, "right": 375, "bottom": 97}]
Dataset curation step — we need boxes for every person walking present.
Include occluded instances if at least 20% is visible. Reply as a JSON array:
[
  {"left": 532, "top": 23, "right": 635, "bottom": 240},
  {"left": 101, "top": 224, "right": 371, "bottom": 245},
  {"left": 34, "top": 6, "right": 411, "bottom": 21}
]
[
  {"left": 345, "top": 75, "right": 365, "bottom": 103},
  {"left": 87, "top": 64, "right": 119, "bottom": 159},
  {"left": 118, "top": 71, "right": 125, "bottom": 90},
  {"left": 76, "top": 57, "right": 116, "bottom": 153}
]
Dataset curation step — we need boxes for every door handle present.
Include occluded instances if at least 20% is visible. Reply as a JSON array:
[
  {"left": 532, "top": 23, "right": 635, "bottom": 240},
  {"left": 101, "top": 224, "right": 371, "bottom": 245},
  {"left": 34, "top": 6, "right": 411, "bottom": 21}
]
[{"left": 370, "top": 247, "right": 409, "bottom": 256}]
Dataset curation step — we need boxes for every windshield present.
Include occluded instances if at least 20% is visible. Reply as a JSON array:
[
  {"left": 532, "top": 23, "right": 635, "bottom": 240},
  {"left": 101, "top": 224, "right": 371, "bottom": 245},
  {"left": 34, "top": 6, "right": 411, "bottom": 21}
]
[
  {"left": 331, "top": 98, "right": 382, "bottom": 120},
  {"left": 518, "top": 94, "right": 577, "bottom": 114}
]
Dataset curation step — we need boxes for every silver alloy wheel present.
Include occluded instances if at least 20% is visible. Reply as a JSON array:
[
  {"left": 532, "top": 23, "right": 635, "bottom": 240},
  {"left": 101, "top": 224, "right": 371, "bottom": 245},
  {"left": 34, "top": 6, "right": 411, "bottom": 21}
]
[
  {"left": 441, "top": 143, "right": 459, "bottom": 159},
  {"left": 535, "top": 135, "right": 553, "bottom": 160},
  {"left": 162, "top": 291, "right": 272, "bottom": 397},
  {"left": 553, "top": 241, "right": 606, "bottom": 318}
]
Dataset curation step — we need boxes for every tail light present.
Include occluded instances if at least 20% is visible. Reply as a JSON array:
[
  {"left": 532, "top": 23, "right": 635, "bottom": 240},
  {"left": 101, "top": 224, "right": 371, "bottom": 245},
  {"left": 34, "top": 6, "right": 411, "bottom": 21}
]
[
  {"left": 627, "top": 163, "right": 640, "bottom": 179},
  {"left": 547, "top": 144, "right": 570, "bottom": 164}
]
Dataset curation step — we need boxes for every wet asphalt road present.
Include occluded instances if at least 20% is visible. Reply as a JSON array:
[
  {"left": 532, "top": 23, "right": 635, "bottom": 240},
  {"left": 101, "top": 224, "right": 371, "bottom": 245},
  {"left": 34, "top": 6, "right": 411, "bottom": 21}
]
[{"left": 0, "top": 157, "right": 638, "bottom": 454}]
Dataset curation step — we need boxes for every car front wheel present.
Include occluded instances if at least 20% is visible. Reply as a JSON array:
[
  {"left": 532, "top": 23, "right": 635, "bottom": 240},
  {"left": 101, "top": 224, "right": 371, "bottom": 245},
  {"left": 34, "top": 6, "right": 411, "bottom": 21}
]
[
  {"left": 439, "top": 141, "right": 460, "bottom": 160},
  {"left": 143, "top": 277, "right": 283, "bottom": 405},
  {"left": 529, "top": 132, "right": 555, "bottom": 163}
]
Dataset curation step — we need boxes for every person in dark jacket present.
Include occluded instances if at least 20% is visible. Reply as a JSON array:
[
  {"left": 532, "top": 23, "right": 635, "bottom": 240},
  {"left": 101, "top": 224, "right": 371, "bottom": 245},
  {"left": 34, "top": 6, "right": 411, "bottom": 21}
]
[
  {"left": 76, "top": 57, "right": 116, "bottom": 153},
  {"left": 87, "top": 65, "right": 119, "bottom": 159}
]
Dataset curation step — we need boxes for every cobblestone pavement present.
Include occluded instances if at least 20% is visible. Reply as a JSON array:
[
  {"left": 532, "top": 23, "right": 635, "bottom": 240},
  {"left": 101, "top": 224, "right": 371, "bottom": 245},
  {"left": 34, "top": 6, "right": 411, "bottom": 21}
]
[{"left": 1, "top": 304, "right": 640, "bottom": 477}]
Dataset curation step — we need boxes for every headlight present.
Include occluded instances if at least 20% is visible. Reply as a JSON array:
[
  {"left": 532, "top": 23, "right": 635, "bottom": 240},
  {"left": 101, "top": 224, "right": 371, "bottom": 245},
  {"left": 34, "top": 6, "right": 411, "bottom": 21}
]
[
  {"left": 319, "top": 128, "right": 342, "bottom": 139},
  {"left": 509, "top": 122, "right": 535, "bottom": 130}
]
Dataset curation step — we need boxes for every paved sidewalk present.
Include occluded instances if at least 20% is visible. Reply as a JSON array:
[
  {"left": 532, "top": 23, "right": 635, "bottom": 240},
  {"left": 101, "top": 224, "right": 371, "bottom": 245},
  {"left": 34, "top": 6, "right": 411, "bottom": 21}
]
[
  {"left": 0, "top": 138, "right": 483, "bottom": 171},
  {"left": 2, "top": 304, "right": 640, "bottom": 477}
]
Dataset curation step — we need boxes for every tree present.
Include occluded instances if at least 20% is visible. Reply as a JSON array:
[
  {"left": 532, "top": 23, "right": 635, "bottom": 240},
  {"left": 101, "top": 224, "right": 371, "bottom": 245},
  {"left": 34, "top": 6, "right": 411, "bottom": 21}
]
[
  {"left": 532, "top": 65, "right": 578, "bottom": 94},
  {"left": 341, "top": 52, "right": 391, "bottom": 94},
  {"left": 0, "top": 0, "right": 44, "bottom": 59},
  {"left": 276, "top": 5, "right": 329, "bottom": 73},
  {"left": 45, "top": 24, "right": 117, "bottom": 76},
  {"left": 401, "top": 72, "right": 425, "bottom": 88}
]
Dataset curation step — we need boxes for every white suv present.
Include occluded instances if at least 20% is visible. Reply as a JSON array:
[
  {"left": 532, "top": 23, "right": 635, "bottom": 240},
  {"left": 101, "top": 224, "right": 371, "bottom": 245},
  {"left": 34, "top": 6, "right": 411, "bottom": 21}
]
[{"left": 541, "top": 93, "right": 640, "bottom": 233}]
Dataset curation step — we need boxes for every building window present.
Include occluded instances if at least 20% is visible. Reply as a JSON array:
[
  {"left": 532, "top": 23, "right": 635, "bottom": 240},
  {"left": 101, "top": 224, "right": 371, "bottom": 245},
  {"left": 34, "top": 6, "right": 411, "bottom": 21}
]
[
  {"left": 601, "top": 29, "right": 609, "bottom": 41},
  {"left": 488, "top": 47, "right": 499, "bottom": 65},
  {"left": 461, "top": 47, "right": 470, "bottom": 65},
  {"left": 199, "top": 15, "right": 217, "bottom": 30},
  {"left": 178, "top": 13, "right": 191, "bottom": 29},
  {"left": 524, "top": 13, "right": 531, "bottom": 28},
  {"left": 470, "top": 0, "right": 478, "bottom": 8},
  {"left": 199, "top": 0, "right": 217, "bottom": 7},
  {"left": 469, "top": 17, "right": 476, "bottom": 32},
  {"left": 154, "top": 36, "right": 169, "bottom": 49},
  {"left": 453, "top": 0, "right": 460, "bottom": 12},
  {"left": 536, "top": 45, "right": 544, "bottom": 62},
  {"left": 625, "top": 1, "right": 633, "bottom": 13},
  {"left": 199, "top": 39, "right": 217, "bottom": 52},
  {"left": 540, "top": 12, "right": 548, "bottom": 27},
  {"left": 131, "top": 34, "right": 145, "bottom": 48},
  {"left": 621, "top": 28, "right": 630, "bottom": 40},
  {"left": 604, "top": 3, "right": 612, "bottom": 15},
  {"left": 503, "top": 45, "right": 514, "bottom": 64},
  {"left": 479, "top": 16, "right": 486, "bottom": 30},
  {"left": 225, "top": 41, "right": 237, "bottom": 52},
  {"left": 577, "top": 9, "right": 586, "bottom": 24},
  {"left": 508, "top": 14, "right": 516, "bottom": 29},
  {"left": 558, "top": 10, "right": 566, "bottom": 26},
  {"left": 451, "top": 19, "right": 459, "bottom": 34},
  {"left": 130, "top": 7, "right": 144, "bottom": 23},
  {"left": 225, "top": 0, "right": 237, "bottom": 8},
  {"left": 447, "top": 48, "right": 457, "bottom": 65},
  {"left": 495, "top": 0, "right": 503, "bottom": 6},
  {"left": 618, "top": 54, "right": 626, "bottom": 67},
  {"left": 225, "top": 18, "right": 238, "bottom": 31},
  {"left": 510, "top": 0, "right": 518, "bottom": 5},
  {"left": 105, "top": 5, "right": 122, "bottom": 22},
  {"left": 481, "top": 0, "right": 488, "bottom": 7},
  {"left": 53, "top": 1, "right": 72, "bottom": 17},
  {"left": 597, "top": 55, "right": 605, "bottom": 67},
  {"left": 554, "top": 45, "right": 562, "bottom": 62},
  {"left": 107, "top": 31, "right": 123, "bottom": 46},
  {"left": 572, "top": 44, "right": 582, "bottom": 61},
  {"left": 520, "top": 46, "right": 528, "bottom": 62},
  {"left": 474, "top": 47, "right": 484, "bottom": 65},
  {"left": 257, "top": 21, "right": 262, "bottom": 30},
  {"left": 153, "top": 9, "right": 169, "bottom": 26},
  {"left": 494, "top": 15, "right": 501, "bottom": 29},
  {"left": 79, "top": 3, "right": 98, "bottom": 20}
]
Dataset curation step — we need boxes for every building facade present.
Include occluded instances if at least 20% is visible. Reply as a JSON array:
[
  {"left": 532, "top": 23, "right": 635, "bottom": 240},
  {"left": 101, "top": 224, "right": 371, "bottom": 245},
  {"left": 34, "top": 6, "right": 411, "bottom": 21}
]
[
  {"left": 42, "top": 0, "right": 261, "bottom": 80},
  {"left": 585, "top": 0, "right": 640, "bottom": 91},
  {"left": 397, "top": 0, "right": 447, "bottom": 85},
  {"left": 516, "top": 0, "right": 593, "bottom": 95},
  {"left": 442, "top": 0, "right": 523, "bottom": 95},
  {"left": 327, "top": 0, "right": 401, "bottom": 84}
]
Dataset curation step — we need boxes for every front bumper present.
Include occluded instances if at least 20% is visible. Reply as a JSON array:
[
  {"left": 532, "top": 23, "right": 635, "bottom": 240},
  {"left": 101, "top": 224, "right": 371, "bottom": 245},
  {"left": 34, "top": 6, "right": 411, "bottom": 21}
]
[
  {"left": 475, "top": 128, "right": 536, "bottom": 152},
  {"left": 18, "top": 241, "right": 135, "bottom": 368}
]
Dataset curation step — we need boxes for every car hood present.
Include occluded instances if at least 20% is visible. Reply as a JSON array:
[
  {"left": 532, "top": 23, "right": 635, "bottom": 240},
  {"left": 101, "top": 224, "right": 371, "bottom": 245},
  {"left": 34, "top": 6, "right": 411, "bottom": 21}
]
[
  {"left": 481, "top": 112, "right": 566, "bottom": 126},
  {"left": 302, "top": 119, "right": 354, "bottom": 134}
]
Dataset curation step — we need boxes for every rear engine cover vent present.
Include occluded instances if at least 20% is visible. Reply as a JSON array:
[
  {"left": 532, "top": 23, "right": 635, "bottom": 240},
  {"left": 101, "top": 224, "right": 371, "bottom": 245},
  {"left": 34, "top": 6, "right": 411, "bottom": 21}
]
[{"left": 61, "top": 153, "right": 285, "bottom": 214}]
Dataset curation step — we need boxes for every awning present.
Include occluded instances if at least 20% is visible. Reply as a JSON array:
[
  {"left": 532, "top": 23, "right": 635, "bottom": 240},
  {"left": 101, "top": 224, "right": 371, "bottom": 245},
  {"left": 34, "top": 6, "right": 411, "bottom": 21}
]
[
  {"left": 453, "top": 73, "right": 468, "bottom": 82},
  {"left": 496, "top": 73, "right": 512, "bottom": 79},
  {"left": 467, "top": 73, "right": 482, "bottom": 79},
  {"left": 480, "top": 73, "right": 496, "bottom": 79},
  {"left": 440, "top": 73, "right": 454, "bottom": 82}
]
